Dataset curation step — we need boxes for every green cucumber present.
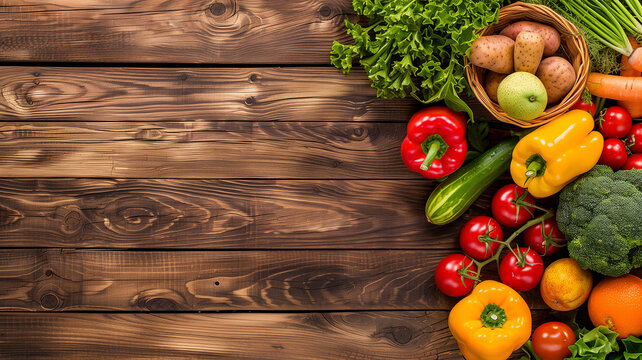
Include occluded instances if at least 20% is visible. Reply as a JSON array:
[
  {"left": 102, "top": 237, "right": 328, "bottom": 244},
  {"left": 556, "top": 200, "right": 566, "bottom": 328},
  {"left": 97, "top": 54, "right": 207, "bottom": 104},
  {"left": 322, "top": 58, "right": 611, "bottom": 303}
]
[{"left": 425, "top": 136, "right": 519, "bottom": 225}]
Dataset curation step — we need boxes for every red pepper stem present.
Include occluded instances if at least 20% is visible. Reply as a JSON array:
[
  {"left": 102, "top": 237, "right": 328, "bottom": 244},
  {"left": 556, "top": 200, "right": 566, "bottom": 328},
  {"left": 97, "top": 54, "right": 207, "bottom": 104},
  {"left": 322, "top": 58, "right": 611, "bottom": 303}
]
[{"left": 420, "top": 140, "right": 441, "bottom": 171}]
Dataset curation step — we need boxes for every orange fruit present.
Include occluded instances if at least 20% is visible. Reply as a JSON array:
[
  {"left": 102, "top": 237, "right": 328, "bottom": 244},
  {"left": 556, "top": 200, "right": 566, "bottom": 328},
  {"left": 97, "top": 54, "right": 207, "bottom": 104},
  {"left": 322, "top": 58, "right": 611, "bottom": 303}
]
[
  {"left": 540, "top": 258, "right": 592, "bottom": 311},
  {"left": 588, "top": 274, "right": 642, "bottom": 339}
]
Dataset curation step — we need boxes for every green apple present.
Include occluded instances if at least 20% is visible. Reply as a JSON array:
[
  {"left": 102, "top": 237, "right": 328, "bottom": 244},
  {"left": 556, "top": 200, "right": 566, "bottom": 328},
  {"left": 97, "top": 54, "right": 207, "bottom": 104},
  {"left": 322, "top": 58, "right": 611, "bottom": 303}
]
[{"left": 497, "top": 72, "right": 547, "bottom": 121}]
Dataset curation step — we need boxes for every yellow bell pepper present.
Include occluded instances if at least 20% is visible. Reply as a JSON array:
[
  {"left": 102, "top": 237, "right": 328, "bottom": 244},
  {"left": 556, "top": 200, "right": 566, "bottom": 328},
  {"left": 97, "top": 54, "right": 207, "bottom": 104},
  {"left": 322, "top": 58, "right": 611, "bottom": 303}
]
[
  {"left": 510, "top": 110, "right": 604, "bottom": 198},
  {"left": 448, "top": 280, "right": 531, "bottom": 360}
]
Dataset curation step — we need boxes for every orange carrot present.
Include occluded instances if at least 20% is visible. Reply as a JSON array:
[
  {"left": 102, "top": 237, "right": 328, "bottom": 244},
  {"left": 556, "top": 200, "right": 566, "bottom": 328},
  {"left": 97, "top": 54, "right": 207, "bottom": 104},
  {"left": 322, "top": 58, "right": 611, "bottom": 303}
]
[
  {"left": 619, "top": 36, "right": 642, "bottom": 117},
  {"left": 587, "top": 73, "right": 642, "bottom": 102},
  {"left": 627, "top": 47, "right": 642, "bottom": 73}
]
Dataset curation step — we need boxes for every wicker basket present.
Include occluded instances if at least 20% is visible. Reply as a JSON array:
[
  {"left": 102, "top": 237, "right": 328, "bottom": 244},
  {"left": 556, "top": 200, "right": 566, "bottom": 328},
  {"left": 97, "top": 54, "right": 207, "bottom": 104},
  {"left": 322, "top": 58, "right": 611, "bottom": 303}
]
[{"left": 465, "top": 2, "right": 589, "bottom": 128}]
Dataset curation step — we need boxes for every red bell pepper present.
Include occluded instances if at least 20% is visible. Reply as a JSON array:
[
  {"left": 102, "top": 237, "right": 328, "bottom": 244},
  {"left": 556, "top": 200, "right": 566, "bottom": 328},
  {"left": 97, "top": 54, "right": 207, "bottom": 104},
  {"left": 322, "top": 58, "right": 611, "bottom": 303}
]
[{"left": 401, "top": 107, "right": 467, "bottom": 179}]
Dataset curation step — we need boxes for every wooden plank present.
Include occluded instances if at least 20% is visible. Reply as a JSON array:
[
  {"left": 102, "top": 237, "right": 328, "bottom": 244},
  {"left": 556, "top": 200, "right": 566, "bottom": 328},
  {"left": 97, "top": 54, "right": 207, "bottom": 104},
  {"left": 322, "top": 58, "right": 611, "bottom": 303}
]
[
  {"left": 0, "top": 178, "right": 505, "bottom": 249},
  {"left": 0, "top": 311, "right": 553, "bottom": 359},
  {"left": 0, "top": 249, "right": 548, "bottom": 311},
  {"left": 0, "top": 312, "right": 442, "bottom": 359},
  {"left": 0, "top": 121, "right": 418, "bottom": 179},
  {"left": 0, "top": 67, "right": 417, "bottom": 122},
  {"left": 0, "top": 0, "right": 354, "bottom": 64}
]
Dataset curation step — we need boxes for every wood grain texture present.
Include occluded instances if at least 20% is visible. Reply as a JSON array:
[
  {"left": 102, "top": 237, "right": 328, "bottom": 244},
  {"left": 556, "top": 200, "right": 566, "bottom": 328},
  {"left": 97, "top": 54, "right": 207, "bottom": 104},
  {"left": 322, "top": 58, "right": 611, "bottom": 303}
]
[
  {"left": 0, "top": 249, "right": 548, "bottom": 311},
  {"left": 0, "top": 178, "right": 507, "bottom": 249},
  {"left": 0, "top": 311, "right": 555, "bottom": 359},
  {"left": 0, "top": 121, "right": 418, "bottom": 179},
  {"left": 0, "top": 0, "right": 355, "bottom": 64},
  {"left": 0, "top": 67, "right": 417, "bottom": 122},
  {"left": 0, "top": 312, "right": 445, "bottom": 359}
]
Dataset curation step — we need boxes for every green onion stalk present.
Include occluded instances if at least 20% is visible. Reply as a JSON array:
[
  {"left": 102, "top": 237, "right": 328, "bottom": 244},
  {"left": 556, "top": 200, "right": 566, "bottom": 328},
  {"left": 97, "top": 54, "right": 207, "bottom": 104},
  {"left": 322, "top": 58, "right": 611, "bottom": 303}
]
[{"left": 559, "top": 0, "right": 642, "bottom": 70}]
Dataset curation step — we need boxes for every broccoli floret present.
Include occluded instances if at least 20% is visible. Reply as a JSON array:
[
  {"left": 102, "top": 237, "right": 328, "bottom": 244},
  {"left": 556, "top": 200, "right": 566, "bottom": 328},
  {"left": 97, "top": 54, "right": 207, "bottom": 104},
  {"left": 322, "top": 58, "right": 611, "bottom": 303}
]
[{"left": 556, "top": 165, "right": 642, "bottom": 277}]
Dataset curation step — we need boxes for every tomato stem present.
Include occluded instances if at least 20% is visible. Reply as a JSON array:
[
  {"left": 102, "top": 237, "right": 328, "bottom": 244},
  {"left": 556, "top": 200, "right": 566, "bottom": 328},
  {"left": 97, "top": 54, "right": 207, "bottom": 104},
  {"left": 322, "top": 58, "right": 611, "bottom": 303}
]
[{"left": 465, "top": 210, "right": 555, "bottom": 285}]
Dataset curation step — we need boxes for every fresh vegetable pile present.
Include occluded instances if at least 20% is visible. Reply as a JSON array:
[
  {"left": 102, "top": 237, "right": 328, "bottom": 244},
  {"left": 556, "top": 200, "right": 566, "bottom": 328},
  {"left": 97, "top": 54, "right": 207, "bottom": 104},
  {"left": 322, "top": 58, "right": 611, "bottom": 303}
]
[{"left": 331, "top": 1, "right": 642, "bottom": 359}]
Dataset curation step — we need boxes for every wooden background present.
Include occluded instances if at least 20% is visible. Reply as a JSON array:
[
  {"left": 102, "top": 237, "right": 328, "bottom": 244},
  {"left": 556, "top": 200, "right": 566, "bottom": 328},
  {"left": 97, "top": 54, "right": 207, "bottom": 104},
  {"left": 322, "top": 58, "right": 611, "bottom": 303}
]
[{"left": 0, "top": 1, "right": 551, "bottom": 359}]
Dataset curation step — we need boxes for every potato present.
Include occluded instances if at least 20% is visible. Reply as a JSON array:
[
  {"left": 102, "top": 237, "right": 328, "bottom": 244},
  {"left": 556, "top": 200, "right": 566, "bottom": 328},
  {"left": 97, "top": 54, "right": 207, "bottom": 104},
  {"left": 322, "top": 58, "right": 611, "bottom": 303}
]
[
  {"left": 484, "top": 71, "right": 508, "bottom": 102},
  {"left": 469, "top": 35, "right": 515, "bottom": 74},
  {"left": 500, "top": 21, "right": 561, "bottom": 56},
  {"left": 514, "top": 31, "right": 545, "bottom": 74},
  {"left": 536, "top": 56, "right": 576, "bottom": 104}
]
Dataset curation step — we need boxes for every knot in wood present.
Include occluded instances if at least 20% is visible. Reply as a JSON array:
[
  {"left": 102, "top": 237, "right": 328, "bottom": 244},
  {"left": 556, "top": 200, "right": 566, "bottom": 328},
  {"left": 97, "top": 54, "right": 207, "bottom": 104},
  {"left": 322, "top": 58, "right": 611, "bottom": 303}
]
[
  {"left": 319, "top": 5, "right": 332, "bottom": 18},
  {"left": 209, "top": 2, "right": 226, "bottom": 16},
  {"left": 135, "top": 128, "right": 164, "bottom": 141},
  {"left": 244, "top": 96, "right": 256, "bottom": 106},
  {"left": 144, "top": 298, "right": 179, "bottom": 311},
  {"left": 249, "top": 73, "right": 259, "bottom": 82},
  {"left": 386, "top": 326, "right": 412, "bottom": 344},
  {"left": 132, "top": 289, "right": 186, "bottom": 311},
  {"left": 350, "top": 127, "right": 367, "bottom": 141},
  {"left": 0, "top": 204, "right": 24, "bottom": 226},
  {"left": 61, "top": 209, "right": 85, "bottom": 235},
  {"left": 40, "top": 292, "right": 61, "bottom": 310}
]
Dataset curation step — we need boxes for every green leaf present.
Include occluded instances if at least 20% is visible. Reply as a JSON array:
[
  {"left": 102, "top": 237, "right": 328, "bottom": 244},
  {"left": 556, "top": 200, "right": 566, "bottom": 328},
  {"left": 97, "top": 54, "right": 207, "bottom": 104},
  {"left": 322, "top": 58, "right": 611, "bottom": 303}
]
[
  {"left": 567, "top": 326, "right": 620, "bottom": 360},
  {"left": 467, "top": 121, "right": 490, "bottom": 152},
  {"left": 622, "top": 336, "right": 642, "bottom": 360}
]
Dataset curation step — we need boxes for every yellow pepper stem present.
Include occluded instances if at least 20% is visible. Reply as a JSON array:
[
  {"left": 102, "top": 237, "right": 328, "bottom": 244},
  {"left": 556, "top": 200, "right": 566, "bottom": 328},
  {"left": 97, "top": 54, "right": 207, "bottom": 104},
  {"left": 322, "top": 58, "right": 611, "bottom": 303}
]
[
  {"left": 480, "top": 303, "right": 507, "bottom": 328},
  {"left": 525, "top": 161, "right": 543, "bottom": 178}
]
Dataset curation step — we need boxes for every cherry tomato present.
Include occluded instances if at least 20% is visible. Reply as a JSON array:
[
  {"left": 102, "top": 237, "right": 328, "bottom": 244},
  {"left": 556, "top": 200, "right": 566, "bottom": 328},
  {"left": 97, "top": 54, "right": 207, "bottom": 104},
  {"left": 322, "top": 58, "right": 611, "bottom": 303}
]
[
  {"left": 623, "top": 153, "right": 642, "bottom": 170},
  {"left": 532, "top": 322, "right": 575, "bottom": 360},
  {"left": 598, "top": 138, "right": 628, "bottom": 170},
  {"left": 626, "top": 123, "right": 642, "bottom": 153},
  {"left": 570, "top": 98, "right": 596, "bottom": 116},
  {"left": 491, "top": 184, "right": 536, "bottom": 228},
  {"left": 524, "top": 217, "right": 566, "bottom": 256},
  {"left": 459, "top": 216, "right": 503, "bottom": 261},
  {"left": 600, "top": 106, "right": 632, "bottom": 138},
  {"left": 435, "top": 254, "right": 477, "bottom": 297},
  {"left": 499, "top": 247, "right": 543, "bottom": 292}
]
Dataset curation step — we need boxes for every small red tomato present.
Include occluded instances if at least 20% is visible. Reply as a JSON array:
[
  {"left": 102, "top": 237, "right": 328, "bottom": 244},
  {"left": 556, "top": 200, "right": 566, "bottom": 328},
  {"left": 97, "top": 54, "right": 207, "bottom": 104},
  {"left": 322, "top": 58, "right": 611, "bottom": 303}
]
[
  {"left": 491, "top": 184, "right": 536, "bottom": 228},
  {"left": 598, "top": 138, "right": 628, "bottom": 170},
  {"left": 570, "top": 99, "right": 596, "bottom": 116},
  {"left": 459, "top": 216, "right": 503, "bottom": 261},
  {"left": 524, "top": 217, "right": 566, "bottom": 256},
  {"left": 623, "top": 153, "right": 642, "bottom": 170},
  {"left": 600, "top": 106, "right": 633, "bottom": 138},
  {"left": 434, "top": 254, "right": 477, "bottom": 297},
  {"left": 499, "top": 247, "right": 544, "bottom": 292},
  {"left": 532, "top": 322, "right": 575, "bottom": 360},
  {"left": 626, "top": 123, "right": 642, "bottom": 153}
]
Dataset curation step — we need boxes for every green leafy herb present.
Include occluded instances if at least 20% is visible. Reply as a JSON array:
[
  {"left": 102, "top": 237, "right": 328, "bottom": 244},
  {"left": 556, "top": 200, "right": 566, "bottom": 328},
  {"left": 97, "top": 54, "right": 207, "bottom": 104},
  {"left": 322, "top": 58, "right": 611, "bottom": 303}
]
[
  {"left": 568, "top": 326, "right": 620, "bottom": 359},
  {"left": 621, "top": 336, "right": 642, "bottom": 360},
  {"left": 566, "top": 327, "right": 642, "bottom": 360},
  {"left": 331, "top": 0, "right": 506, "bottom": 120}
]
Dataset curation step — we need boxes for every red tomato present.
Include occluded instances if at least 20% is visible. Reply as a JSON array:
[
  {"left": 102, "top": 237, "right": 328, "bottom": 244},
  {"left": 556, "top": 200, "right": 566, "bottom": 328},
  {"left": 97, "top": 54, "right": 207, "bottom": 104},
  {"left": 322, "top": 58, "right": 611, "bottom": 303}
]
[
  {"left": 598, "top": 138, "right": 628, "bottom": 170},
  {"left": 623, "top": 153, "right": 642, "bottom": 170},
  {"left": 435, "top": 254, "right": 477, "bottom": 297},
  {"left": 499, "top": 247, "right": 544, "bottom": 292},
  {"left": 532, "top": 322, "right": 575, "bottom": 360},
  {"left": 524, "top": 217, "right": 566, "bottom": 256},
  {"left": 491, "top": 184, "right": 536, "bottom": 228},
  {"left": 459, "top": 216, "right": 503, "bottom": 261},
  {"left": 626, "top": 123, "right": 642, "bottom": 153},
  {"left": 570, "top": 99, "right": 596, "bottom": 116},
  {"left": 600, "top": 106, "right": 633, "bottom": 138}
]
